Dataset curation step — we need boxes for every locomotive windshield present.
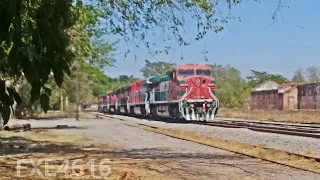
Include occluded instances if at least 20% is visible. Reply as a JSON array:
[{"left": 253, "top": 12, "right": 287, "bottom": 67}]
[
  {"left": 196, "top": 69, "right": 211, "bottom": 76},
  {"left": 178, "top": 69, "right": 194, "bottom": 76}
]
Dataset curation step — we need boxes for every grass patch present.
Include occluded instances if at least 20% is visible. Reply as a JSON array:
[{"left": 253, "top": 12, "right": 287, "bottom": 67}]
[
  {"left": 137, "top": 123, "right": 320, "bottom": 174},
  {"left": 218, "top": 108, "right": 320, "bottom": 124}
]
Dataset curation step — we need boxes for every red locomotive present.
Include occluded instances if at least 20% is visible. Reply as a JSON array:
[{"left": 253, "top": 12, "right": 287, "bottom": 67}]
[{"left": 98, "top": 64, "right": 219, "bottom": 121}]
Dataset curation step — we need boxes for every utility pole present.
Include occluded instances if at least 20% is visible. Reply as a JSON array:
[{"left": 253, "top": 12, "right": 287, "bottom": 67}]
[
  {"left": 75, "top": 61, "right": 79, "bottom": 121},
  {"left": 60, "top": 89, "right": 64, "bottom": 112}
]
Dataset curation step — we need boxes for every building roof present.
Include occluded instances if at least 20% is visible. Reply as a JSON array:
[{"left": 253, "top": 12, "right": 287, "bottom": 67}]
[
  {"left": 278, "top": 82, "right": 297, "bottom": 93},
  {"left": 252, "top": 81, "right": 297, "bottom": 93},
  {"left": 278, "top": 82, "right": 297, "bottom": 89},
  {"left": 251, "top": 81, "right": 279, "bottom": 92},
  {"left": 296, "top": 81, "right": 320, "bottom": 87}
]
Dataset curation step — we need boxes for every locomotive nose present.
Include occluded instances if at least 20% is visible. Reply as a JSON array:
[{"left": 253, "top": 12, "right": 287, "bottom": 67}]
[
  {"left": 194, "top": 76, "right": 208, "bottom": 85},
  {"left": 184, "top": 76, "right": 212, "bottom": 100}
]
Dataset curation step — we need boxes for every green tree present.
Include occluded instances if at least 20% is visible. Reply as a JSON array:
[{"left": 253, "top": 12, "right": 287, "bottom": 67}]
[
  {"left": 69, "top": 1, "right": 116, "bottom": 70},
  {"left": 140, "top": 60, "right": 176, "bottom": 78},
  {"left": 12, "top": 1, "right": 117, "bottom": 117},
  {"left": 209, "top": 64, "right": 248, "bottom": 108},
  {"left": 305, "top": 66, "right": 320, "bottom": 83},
  {"left": 0, "top": 0, "right": 284, "bottom": 124},
  {"left": 83, "top": 63, "right": 113, "bottom": 95},
  {"left": 0, "top": 0, "right": 77, "bottom": 124},
  {"left": 62, "top": 64, "right": 96, "bottom": 105},
  {"left": 246, "top": 70, "right": 288, "bottom": 87},
  {"left": 109, "top": 75, "right": 137, "bottom": 90},
  {"left": 292, "top": 68, "right": 305, "bottom": 83}
]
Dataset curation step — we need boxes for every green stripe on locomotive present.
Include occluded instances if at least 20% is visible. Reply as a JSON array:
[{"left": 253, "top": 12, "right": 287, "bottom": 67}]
[
  {"left": 149, "top": 75, "right": 170, "bottom": 83},
  {"left": 178, "top": 90, "right": 186, "bottom": 96},
  {"left": 178, "top": 80, "right": 186, "bottom": 85},
  {"left": 150, "top": 75, "right": 170, "bottom": 101}
]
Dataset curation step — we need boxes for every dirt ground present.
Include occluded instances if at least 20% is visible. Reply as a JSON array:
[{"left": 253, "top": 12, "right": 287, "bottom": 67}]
[{"left": 1, "top": 117, "right": 320, "bottom": 180}]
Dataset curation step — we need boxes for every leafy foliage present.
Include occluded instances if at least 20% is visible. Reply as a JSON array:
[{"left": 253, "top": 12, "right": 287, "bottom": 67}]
[
  {"left": 15, "top": 62, "right": 138, "bottom": 116},
  {"left": 292, "top": 66, "right": 320, "bottom": 83},
  {"left": 246, "top": 70, "right": 288, "bottom": 87},
  {"left": 70, "top": 1, "right": 116, "bottom": 69},
  {"left": 209, "top": 64, "right": 248, "bottom": 107},
  {"left": 140, "top": 60, "right": 176, "bottom": 78},
  {"left": 292, "top": 68, "right": 305, "bottom": 83},
  {"left": 0, "top": 0, "right": 285, "bottom": 124},
  {"left": 109, "top": 75, "right": 137, "bottom": 90},
  {"left": 0, "top": 0, "right": 76, "bottom": 124},
  {"left": 305, "top": 66, "right": 320, "bottom": 83},
  {"left": 81, "top": 63, "right": 137, "bottom": 96},
  {"left": 92, "top": 0, "right": 244, "bottom": 58}
]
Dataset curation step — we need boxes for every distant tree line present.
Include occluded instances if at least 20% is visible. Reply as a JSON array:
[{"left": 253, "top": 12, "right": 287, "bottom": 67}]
[{"left": 292, "top": 66, "right": 320, "bottom": 83}]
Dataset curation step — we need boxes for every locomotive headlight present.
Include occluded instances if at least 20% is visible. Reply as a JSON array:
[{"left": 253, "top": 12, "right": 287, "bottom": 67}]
[{"left": 190, "top": 104, "right": 194, "bottom": 108}]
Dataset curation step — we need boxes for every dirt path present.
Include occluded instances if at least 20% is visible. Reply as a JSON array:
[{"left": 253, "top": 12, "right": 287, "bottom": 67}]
[{"left": 3, "top": 117, "right": 320, "bottom": 179}]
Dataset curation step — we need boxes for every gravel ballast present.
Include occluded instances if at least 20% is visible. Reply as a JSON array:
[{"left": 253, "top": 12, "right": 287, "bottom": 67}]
[{"left": 108, "top": 114, "right": 320, "bottom": 158}]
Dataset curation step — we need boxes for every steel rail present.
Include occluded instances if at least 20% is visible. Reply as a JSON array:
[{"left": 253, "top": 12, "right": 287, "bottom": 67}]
[
  {"left": 195, "top": 121, "right": 320, "bottom": 133},
  {"left": 192, "top": 121, "right": 320, "bottom": 138},
  {"left": 136, "top": 123, "right": 320, "bottom": 175},
  {"left": 92, "top": 111, "right": 320, "bottom": 139},
  {"left": 95, "top": 112, "right": 320, "bottom": 173},
  {"left": 216, "top": 119, "right": 320, "bottom": 129}
]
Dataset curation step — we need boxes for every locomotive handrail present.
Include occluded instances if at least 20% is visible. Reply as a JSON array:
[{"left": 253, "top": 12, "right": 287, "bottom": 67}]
[
  {"left": 144, "top": 93, "right": 148, "bottom": 102},
  {"left": 149, "top": 90, "right": 154, "bottom": 102},
  {"left": 127, "top": 96, "right": 130, "bottom": 112},
  {"left": 179, "top": 87, "right": 193, "bottom": 112},
  {"left": 144, "top": 93, "right": 150, "bottom": 115},
  {"left": 106, "top": 95, "right": 110, "bottom": 110},
  {"left": 114, "top": 95, "right": 118, "bottom": 110},
  {"left": 208, "top": 87, "right": 219, "bottom": 108}
]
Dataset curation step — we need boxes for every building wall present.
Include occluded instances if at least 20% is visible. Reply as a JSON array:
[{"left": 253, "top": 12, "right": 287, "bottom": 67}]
[
  {"left": 251, "top": 90, "right": 282, "bottom": 110},
  {"left": 282, "top": 87, "right": 298, "bottom": 110},
  {"left": 298, "top": 83, "right": 320, "bottom": 109}
]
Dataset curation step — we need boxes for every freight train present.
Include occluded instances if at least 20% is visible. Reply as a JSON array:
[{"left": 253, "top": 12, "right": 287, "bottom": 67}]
[{"left": 97, "top": 64, "right": 219, "bottom": 121}]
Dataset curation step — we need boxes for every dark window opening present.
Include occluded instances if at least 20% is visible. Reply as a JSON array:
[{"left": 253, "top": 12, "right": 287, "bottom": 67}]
[
  {"left": 178, "top": 69, "right": 194, "bottom": 76},
  {"left": 196, "top": 69, "right": 211, "bottom": 76}
]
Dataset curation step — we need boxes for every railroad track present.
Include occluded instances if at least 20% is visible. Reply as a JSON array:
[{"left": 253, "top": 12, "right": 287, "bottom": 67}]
[
  {"left": 90, "top": 111, "right": 320, "bottom": 139},
  {"left": 89, "top": 111, "right": 320, "bottom": 174},
  {"left": 193, "top": 120, "right": 320, "bottom": 139}
]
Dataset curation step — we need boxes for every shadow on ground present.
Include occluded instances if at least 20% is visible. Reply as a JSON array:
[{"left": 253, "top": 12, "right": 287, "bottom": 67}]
[{"left": 0, "top": 135, "right": 241, "bottom": 161}]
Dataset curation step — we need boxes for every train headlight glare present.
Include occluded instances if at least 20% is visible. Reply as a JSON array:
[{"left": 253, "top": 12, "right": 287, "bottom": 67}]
[{"left": 190, "top": 104, "right": 194, "bottom": 108}]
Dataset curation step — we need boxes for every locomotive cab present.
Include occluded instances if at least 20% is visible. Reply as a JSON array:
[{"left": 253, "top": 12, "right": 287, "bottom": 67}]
[{"left": 174, "top": 64, "right": 219, "bottom": 121}]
